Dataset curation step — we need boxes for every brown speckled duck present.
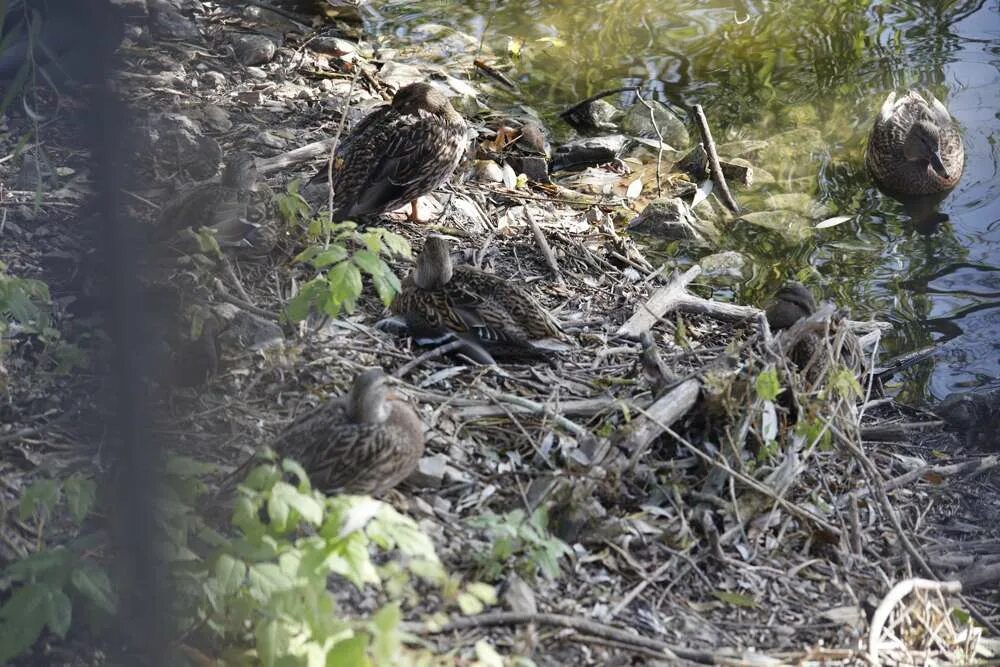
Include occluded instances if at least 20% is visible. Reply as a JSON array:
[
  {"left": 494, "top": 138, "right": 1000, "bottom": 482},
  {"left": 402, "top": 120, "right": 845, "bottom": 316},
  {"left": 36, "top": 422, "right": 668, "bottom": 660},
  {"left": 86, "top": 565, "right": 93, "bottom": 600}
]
[
  {"left": 866, "top": 90, "right": 964, "bottom": 196},
  {"left": 314, "top": 82, "right": 468, "bottom": 222},
  {"left": 391, "top": 236, "right": 566, "bottom": 360},
  {"left": 273, "top": 368, "right": 425, "bottom": 496}
]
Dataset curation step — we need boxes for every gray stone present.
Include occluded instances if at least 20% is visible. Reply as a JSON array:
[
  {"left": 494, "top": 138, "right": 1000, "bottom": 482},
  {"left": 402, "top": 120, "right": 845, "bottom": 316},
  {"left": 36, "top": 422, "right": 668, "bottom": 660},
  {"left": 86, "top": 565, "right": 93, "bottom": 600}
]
[
  {"left": 231, "top": 33, "right": 277, "bottom": 66},
  {"left": 551, "top": 134, "right": 631, "bottom": 172},
  {"left": 506, "top": 155, "right": 549, "bottom": 183},
  {"left": 151, "top": 114, "right": 222, "bottom": 179},
  {"left": 620, "top": 99, "right": 689, "bottom": 149},
  {"left": 561, "top": 98, "right": 619, "bottom": 132},
  {"left": 201, "top": 104, "right": 232, "bottom": 132},
  {"left": 626, "top": 197, "right": 702, "bottom": 242},
  {"left": 201, "top": 71, "right": 227, "bottom": 89},
  {"left": 700, "top": 251, "right": 749, "bottom": 282},
  {"left": 472, "top": 160, "right": 503, "bottom": 183},
  {"left": 214, "top": 303, "right": 284, "bottom": 355},
  {"left": 149, "top": 0, "right": 199, "bottom": 40}
]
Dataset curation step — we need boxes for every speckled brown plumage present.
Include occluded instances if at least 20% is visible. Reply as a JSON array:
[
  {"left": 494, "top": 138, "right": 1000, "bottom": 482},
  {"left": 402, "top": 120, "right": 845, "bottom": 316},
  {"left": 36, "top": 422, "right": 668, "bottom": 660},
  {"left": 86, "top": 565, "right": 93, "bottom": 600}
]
[
  {"left": 391, "top": 236, "right": 565, "bottom": 357},
  {"left": 272, "top": 368, "right": 425, "bottom": 496},
  {"left": 160, "top": 151, "right": 258, "bottom": 234},
  {"left": 315, "top": 82, "right": 467, "bottom": 221},
  {"left": 866, "top": 90, "right": 964, "bottom": 196}
]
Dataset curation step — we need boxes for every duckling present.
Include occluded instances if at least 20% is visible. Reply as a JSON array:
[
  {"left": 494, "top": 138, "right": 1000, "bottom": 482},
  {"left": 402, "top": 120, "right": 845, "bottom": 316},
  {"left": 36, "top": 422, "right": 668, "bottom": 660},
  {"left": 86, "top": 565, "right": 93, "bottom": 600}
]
[
  {"left": 765, "top": 282, "right": 816, "bottom": 331},
  {"left": 391, "top": 236, "right": 566, "bottom": 361},
  {"left": 309, "top": 82, "right": 468, "bottom": 222},
  {"left": 866, "top": 90, "right": 964, "bottom": 196},
  {"left": 273, "top": 368, "right": 425, "bottom": 496}
]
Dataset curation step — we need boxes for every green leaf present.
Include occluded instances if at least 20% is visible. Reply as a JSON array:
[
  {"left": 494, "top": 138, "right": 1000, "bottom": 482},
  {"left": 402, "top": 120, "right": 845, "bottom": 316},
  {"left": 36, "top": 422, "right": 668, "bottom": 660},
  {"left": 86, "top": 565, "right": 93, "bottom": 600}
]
[
  {"left": 271, "top": 482, "right": 323, "bottom": 526},
  {"left": 267, "top": 489, "right": 290, "bottom": 532},
  {"left": 0, "top": 583, "right": 49, "bottom": 663},
  {"left": 44, "top": 588, "right": 72, "bottom": 638},
  {"left": 465, "top": 582, "right": 498, "bottom": 606},
  {"left": 326, "top": 261, "right": 362, "bottom": 316},
  {"left": 63, "top": 476, "right": 97, "bottom": 525},
  {"left": 281, "top": 459, "right": 312, "bottom": 490},
  {"left": 285, "top": 277, "right": 328, "bottom": 322},
  {"left": 457, "top": 592, "right": 485, "bottom": 615},
  {"left": 378, "top": 231, "right": 412, "bottom": 258},
  {"left": 755, "top": 366, "right": 781, "bottom": 401},
  {"left": 327, "top": 634, "right": 369, "bottom": 667},
  {"left": 473, "top": 640, "right": 504, "bottom": 667},
  {"left": 309, "top": 246, "right": 350, "bottom": 269},
  {"left": 370, "top": 266, "right": 401, "bottom": 307},
  {"left": 71, "top": 564, "right": 117, "bottom": 615},
  {"left": 370, "top": 603, "right": 401, "bottom": 666},
  {"left": 351, "top": 249, "right": 384, "bottom": 276},
  {"left": 256, "top": 619, "right": 280, "bottom": 667},
  {"left": 165, "top": 455, "right": 219, "bottom": 477},
  {"left": 248, "top": 563, "right": 296, "bottom": 602},
  {"left": 713, "top": 590, "right": 758, "bottom": 608},
  {"left": 213, "top": 554, "right": 247, "bottom": 596},
  {"left": 830, "top": 366, "right": 862, "bottom": 399},
  {"left": 18, "top": 479, "right": 61, "bottom": 521}
]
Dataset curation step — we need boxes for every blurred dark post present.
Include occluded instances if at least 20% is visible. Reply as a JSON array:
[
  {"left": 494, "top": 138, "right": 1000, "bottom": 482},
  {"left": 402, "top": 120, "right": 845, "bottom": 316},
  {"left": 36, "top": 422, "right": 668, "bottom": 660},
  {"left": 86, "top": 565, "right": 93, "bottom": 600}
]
[{"left": 74, "top": 0, "right": 168, "bottom": 663}]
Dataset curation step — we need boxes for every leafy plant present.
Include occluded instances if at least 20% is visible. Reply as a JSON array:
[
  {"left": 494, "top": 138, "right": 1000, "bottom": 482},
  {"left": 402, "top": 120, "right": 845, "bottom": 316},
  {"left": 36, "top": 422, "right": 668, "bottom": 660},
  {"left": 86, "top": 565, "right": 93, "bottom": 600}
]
[
  {"left": 0, "top": 475, "right": 113, "bottom": 664},
  {"left": 0, "top": 261, "right": 54, "bottom": 340},
  {"left": 171, "top": 451, "right": 495, "bottom": 666},
  {"left": 469, "top": 508, "right": 571, "bottom": 582},
  {"left": 275, "top": 182, "right": 412, "bottom": 322}
]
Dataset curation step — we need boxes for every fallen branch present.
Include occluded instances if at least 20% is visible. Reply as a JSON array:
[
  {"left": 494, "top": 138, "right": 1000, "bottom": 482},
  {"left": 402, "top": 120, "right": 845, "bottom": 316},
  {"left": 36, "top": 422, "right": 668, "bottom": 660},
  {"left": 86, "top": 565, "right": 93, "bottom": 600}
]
[
  {"left": 615, "top": 378, "right": 701, "bottom": 469},
  {"left": 616, "top": 265, "right": 702, "bottom": 338},
  {"left": 692, "top": 104, "right": 739, "bottom": 214}
]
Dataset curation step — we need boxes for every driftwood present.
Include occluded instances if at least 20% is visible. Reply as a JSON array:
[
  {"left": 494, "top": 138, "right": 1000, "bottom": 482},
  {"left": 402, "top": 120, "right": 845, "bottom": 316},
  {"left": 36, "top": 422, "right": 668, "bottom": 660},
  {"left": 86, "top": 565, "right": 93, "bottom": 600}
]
[
  {"left": 524, "top": 207, "right": 564, "bottom": 285},
  {"left": 616, "top": 379, "right": 701, "bottom": 469},
  {"left": 616, "top": 265, "right": 702, "bottom": 338}
]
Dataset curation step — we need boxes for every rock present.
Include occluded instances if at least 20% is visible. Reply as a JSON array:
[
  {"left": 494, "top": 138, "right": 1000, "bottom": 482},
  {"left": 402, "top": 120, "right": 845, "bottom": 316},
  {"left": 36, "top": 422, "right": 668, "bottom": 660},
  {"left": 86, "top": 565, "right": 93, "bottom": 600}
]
[
  {"left": 151, "top": 114, "right": 222, "bottom": 180},
  {"left": 201, "top": 104, "right": 232, "bottom": 132},
  {"left": 506, "top": 155, "right": 549, "bottom": 183},
  {"left": 551, "top": 135, "right": 631, "bottom": 172},
  {"left": 700, "top": 251, "right": 749, "bottom": 282},
  {"left": 310, "top": 36, "right": 359, "bottom": 57},
  {"left": 256, "top": 130, "right": 287, "bottom": 149},
  {"left": 620, "top": 99, "right": 689, "bottom": 148},
  {"left": 677, "top": 145, "right": 754, "bottom": 187},
  {"left": 472, "top": 160, "right": 503, "bottom": 183},
  {"left": 626, "top": 197, "right": 703, "bottom": 242},
  {"left": 231, "top": 33, "right": 277, "bottom": 66},
  {"left": 148, "top": 0, "right": 199, "bottom": 40},
  {"left": 201, "top": 71, "right": 227, "bottom": 89},
  {"left": 561, "top": 98, "right": 619, "bottom": 133},
  {"left": 409, "top": 454, "right": 449, "bottom": 488}
]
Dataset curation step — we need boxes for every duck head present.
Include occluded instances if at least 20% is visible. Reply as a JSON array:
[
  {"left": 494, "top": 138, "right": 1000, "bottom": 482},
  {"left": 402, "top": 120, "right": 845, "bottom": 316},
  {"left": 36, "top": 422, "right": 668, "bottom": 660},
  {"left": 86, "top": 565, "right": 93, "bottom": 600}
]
[
  {"left": 391, "top": 82, "right": 463, "bottom": 123},
  {"left": 413, "top": 236, "right": 454, "bottom": 289},
  {"left": 765, "top": 282, "right": 816, "bottom": 331},
  {"left": 903, "top": 119, "right": 949, "bottom": 180},
  {"left": 347, "top": 368, "right": 392, "bottom": 424},
  {"left": 221, "top": 151, "right": 259, "bottom": 190}
]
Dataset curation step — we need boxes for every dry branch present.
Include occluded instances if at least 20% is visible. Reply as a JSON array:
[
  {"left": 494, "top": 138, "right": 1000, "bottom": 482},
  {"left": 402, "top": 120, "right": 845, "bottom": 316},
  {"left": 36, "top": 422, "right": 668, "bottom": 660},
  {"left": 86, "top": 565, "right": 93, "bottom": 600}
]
[
  {"left": 616, "top": 265, "right": 702, "bottom": 338},
  {"left": 692, "top": 104, "right": 740, "bottom": 213}
]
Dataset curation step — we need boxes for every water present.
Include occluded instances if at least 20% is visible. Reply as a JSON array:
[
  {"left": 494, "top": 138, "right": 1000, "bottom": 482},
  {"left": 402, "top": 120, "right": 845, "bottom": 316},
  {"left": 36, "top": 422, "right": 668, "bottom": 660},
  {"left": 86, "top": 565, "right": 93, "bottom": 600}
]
[{"left": 372, "top": 0, "right": 1000, "bottom": 402}]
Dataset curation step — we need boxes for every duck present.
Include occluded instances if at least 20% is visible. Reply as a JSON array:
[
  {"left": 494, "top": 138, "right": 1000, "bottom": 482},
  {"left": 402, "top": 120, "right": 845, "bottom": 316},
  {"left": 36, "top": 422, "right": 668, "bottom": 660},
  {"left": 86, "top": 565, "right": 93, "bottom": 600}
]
[
  {"left": 159, "top": 152, "right": 276, "bottom": 260},
  {"left": 272, "top": 368, "right": 425, "bottom": 496},
  {"left": 390, "top": 236, "right": 566, "bottom": 361},
  {"left": 865, "top": 90, "right": 964, "bottom": 196},
  {"left": 309, "top": 82, "right": 468, "bottom": 222},
  {"left": 765, "top": 282, "right": 816, "bottom": 331}
]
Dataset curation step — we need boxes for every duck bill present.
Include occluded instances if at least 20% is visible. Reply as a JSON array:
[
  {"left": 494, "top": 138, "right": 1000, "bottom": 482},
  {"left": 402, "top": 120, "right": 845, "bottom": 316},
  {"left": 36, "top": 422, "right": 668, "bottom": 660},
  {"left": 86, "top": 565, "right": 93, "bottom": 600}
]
[{"left": 928, "top": 151, "right": 950, "bottom": 180}]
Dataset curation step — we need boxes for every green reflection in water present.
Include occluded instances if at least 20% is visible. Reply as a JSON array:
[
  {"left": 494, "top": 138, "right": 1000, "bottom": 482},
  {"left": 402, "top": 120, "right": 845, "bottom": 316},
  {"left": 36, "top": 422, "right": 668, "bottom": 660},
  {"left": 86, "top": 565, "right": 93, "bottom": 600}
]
[{"left": 374, "top": 0, "right": 995, "bottom": 401}]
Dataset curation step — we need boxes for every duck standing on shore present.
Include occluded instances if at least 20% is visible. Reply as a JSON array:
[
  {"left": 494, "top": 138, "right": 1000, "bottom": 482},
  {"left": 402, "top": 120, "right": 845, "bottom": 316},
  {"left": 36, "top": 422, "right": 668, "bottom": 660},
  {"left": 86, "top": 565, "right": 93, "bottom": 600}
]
[
  {"left": 866, "top": 90, "right": 964, "bottom": 196},
  {"left": 311, "top": 82, "right": 468, "bottom": 222}
]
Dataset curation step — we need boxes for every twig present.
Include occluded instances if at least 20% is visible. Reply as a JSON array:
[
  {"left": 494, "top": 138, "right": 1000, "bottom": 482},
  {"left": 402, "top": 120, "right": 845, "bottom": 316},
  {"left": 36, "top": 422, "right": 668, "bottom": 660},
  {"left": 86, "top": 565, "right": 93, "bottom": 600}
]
[
  {"left": 221, "top": 257, "right": 252, "bottom": 304},
  {"left": 472, "top": 59, "right": 517, "bottom": 90},
  {"left": 691, "top": 104, "right": 739, "bottom": 214},
  {"left": 634, "top": 90, "right": 665, "bottom": 197},
  {"left": 867, "top": 578, "right": 962, "bottom": 661},
  {"left": 214, "top": 286, "right": 281, "bottom": 321},
  {"left": 393, "top": 339, "right": 468, "bottom": 379},
  {"left": 615, "top": 378, "right": 700, "bottom": 470},
  {"left": 416, "top": 611, "right": 724, "bottom": 664},
  {"left": 523, "top": 207, "right": 564, "bottom": 285},
  {"left": 450, "top": 396, "right": 639, "bottom": 420},
  {"left": 674, "top": 293, "right": 759, "bottom": 322},
  {"left": 616, "top": 265, "right": 702, "bottom": 338},
  {"left": 477, "top": 388, "right": 591, "bottom": 439},
  {"left": 254, "top": 137, "right": 339, "bottom": 175}
]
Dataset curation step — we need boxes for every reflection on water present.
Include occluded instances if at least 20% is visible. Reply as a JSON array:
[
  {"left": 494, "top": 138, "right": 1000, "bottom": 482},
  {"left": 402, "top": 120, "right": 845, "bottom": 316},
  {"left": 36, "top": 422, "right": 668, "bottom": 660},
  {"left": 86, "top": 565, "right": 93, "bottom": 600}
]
[{"left": 374, "top": 0, "right": 1000, "bottom": 401}]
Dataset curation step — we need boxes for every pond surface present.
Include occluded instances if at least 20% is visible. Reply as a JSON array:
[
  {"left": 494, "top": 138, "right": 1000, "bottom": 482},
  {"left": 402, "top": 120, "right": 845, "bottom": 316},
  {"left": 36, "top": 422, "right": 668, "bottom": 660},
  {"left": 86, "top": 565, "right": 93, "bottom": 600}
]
[{"left": 372, "top": 0, "right": 1000, "bottom": 402}]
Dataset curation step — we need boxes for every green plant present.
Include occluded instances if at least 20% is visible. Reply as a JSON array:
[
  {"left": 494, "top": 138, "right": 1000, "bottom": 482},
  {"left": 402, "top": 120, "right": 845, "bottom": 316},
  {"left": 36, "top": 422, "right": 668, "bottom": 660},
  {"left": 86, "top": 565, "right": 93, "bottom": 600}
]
[
  {"left": 171, "top": 451, "right": 495, "bottom": 666},
  {"left": 0, "top": 261, "right": 54, "bottom": 340},
  {"left": 275, "top": 182, "right": 412, "bottom": 322},
  {"left": 0, "top": 475, "right": 114, "bottom": 664},
  {"left": 469, "top": 508, "right": 571, "bottom": 582}
]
